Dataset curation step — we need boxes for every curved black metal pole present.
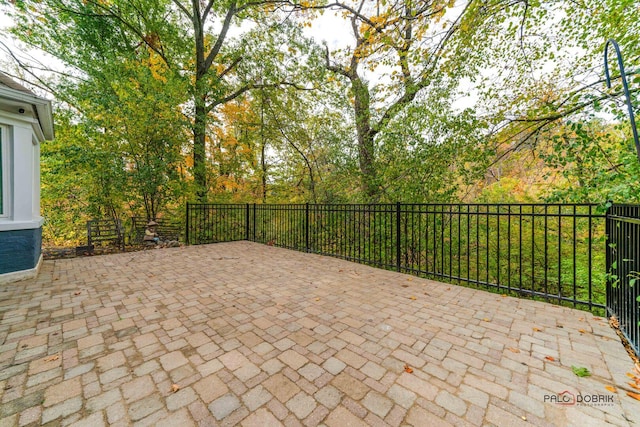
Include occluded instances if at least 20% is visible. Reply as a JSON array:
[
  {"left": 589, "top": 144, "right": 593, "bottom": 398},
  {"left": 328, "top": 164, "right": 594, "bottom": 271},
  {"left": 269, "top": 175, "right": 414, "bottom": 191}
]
[{"left": 604, "top": 39, "right": 640, "bottom": 163}]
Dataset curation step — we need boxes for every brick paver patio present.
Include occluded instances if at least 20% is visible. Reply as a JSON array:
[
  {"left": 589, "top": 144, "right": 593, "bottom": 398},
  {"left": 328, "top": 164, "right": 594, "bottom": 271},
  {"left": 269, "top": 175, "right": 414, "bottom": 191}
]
[{"left": 0, "top": 241, "right": 638, "bottom": 426}]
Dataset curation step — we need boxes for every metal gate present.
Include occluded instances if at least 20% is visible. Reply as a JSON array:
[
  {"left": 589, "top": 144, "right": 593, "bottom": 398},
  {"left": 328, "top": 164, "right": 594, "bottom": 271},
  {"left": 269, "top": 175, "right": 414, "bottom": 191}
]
[{"left": 606, "top": 204, "right": 640, "bottom": 357}]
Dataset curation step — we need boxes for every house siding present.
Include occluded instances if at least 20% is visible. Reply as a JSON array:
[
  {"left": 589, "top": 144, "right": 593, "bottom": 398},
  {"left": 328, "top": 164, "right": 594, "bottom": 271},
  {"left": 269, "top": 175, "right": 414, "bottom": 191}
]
[{"left": 0, "top": 227, "right": 41, "bottom": 274}]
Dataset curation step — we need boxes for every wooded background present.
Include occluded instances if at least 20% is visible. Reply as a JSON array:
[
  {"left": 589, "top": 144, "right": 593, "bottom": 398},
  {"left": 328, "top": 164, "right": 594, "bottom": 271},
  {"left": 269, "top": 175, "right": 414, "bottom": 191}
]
[{"left": 1, "top": 0, "right": 638, "bottom": 246}]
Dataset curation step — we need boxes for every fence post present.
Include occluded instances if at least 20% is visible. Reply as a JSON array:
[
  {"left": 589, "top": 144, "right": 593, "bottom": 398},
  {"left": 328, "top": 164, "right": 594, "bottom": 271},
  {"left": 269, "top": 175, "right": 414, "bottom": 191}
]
[
  {"left": 245, "top": 203, "right": 250, "bottom": 241},
  {"left": 396, "top": 202, "right": 401, "bottom": 272},
  {"left": 605, "top": 201, "right": 612, "bottom": 313},
  {"left": 185, "top": 202, "right": 190, "bottom": 245},
  {"left": 253, "top": 203, "right": 257, "bottom": 241},
  {"left": 305, "top": 203, "right": 310, "bottom": 252}
]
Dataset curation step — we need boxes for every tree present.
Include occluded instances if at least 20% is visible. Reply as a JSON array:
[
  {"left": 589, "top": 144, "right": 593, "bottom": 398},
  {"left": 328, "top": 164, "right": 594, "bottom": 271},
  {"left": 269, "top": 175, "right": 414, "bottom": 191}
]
[
  {"left": 83, "top": 51, "right": 188, "bottom": 220},
  {"left": 40, "top": 110, "right": 128, "bottom": 245},
  {"left": 278, "top": 0, "right": 520, "bottom": 200},
  {"left": 474, "top": 0, "right": 640, "bottom": 167},
  {"left": 7, "top": 0, "right": 319, "bottom": 201}
]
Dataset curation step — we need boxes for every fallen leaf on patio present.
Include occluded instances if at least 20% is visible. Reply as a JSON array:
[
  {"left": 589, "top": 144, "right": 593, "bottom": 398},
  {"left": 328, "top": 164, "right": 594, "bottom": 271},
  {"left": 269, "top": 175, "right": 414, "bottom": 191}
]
[
  {"left": 626, "top": 373, "right": 636, "bottom": 379},
  {"left": 521, "top": 416, "right": 527, "bottom": 421},
  {"left": 605, "top": 385, "right": 617, "bottom": 393},
  {"left": 508, "top": 347, "right": 520, "bottom": 353},
  {"left": 544, "top": 356, "right": 555, "bottom": 362},
  {"left": 409, "top": 296, "right": 416, "bottom": 300},
  {"left": 628, "top": 382, "right": 640, "bottom": 390},
  {"left": 483, "top": 318, "right": 490, "bottom": 322},
  {"left": 338, "top": 269, "right": 343, "bottom": 272},
  {"left": 533, "top": 327, "right": 543, "bottom": 332},
  {"left": 407, "top": 278, "right": 412, "bottom": 281},
  {"left": 171, "top": 384, "right": 180, "bottom": 393},
  {"left": 404, "top": 364, "right": 413, "bottom": 374},
  {"left": 609, "top": 316, "right": 620, "bottom": 328},
  {"left": 571, "top": 365, "right": 591, "bottom": 377},
  {"left": 626, "top": 391, "right": 640, "bottom": 401},
  {"left": 44, "top": 355, "right": 59, "bottom": 362},
  {"left": 315, "top": 298, "right": 320, "bottom": 301},
  {"left": 578, "top": 329, "right": 586, "bottom": 334},
  {"left": 402, "top": 284, "right": 409, "bottom": 288},
  {"left": 501, "top": 294, "right": 507, "bottom": 297},
  {"left": 593, "top": 317, "right": 602, "bottom": 321},
  {"left": 74, "top": 291, "right": 81, "bottom": 296}
]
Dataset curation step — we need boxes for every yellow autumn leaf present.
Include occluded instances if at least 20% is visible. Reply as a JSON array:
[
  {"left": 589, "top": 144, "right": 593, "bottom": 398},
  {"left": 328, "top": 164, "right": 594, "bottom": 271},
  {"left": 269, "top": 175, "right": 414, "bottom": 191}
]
[{"left": 626, "top": 391, "right": 640, "bottom": 401}]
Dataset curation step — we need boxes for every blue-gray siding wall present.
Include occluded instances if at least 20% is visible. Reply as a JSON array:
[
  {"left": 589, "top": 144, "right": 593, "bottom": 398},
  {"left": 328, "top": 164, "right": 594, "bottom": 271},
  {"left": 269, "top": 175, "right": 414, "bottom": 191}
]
[{"left": 0, "top": 228, "right": 42, "bottom": 274}]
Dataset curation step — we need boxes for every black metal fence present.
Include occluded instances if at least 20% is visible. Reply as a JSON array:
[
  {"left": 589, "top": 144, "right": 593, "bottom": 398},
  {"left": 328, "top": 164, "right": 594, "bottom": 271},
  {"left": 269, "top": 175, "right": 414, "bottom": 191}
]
[
  {"left": 606, "top": 204, "right": 640, "bottom": 357},
  {"left": 186, "top": 202, "right": 607, "bottom": 312}
]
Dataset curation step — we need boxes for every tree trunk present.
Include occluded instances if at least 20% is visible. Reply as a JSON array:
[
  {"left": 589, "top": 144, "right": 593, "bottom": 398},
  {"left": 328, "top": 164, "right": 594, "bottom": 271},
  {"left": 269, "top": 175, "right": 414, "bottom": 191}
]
[
  {"left": 192, "top": 2, "right": 208, "bottom": 202},
  {"left": 193, "top": 100, "right": 208, "bottom": 201},
  {"left": 352, "top": 76, "right": 377, "bottom": 200}
]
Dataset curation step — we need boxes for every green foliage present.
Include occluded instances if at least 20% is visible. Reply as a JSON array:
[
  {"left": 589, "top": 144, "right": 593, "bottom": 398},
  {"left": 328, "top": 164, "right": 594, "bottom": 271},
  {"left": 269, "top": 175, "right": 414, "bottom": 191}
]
[
  {"left": 571, "top": 366, "right": 592, "bottom": 377},
  {"left": 540, "top": 120, "right": 640, "bottom": 204},
  {"left": 2, "top": 0, "right": 640, "bottom": 249},
  {"left": 41, "top": 110, "right": 128, "bottom": 245},
  {"left": 375, "top": 93, "right": 488, "bottom": 203}
]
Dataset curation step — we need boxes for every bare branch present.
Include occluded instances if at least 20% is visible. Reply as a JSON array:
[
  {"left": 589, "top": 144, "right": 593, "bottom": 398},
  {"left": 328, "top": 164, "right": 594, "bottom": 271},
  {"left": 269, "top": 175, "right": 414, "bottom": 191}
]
[
  {"left": 265, "top": 100, "right": 316, "bottom": 198},
  {"left": 202, "top": 0, "right": 217, "bottom": 21},
  {"left": 510, "top": 85, "right": 640, "bottom": 124},
  {"left": 0, "top": 41, "right": 86, "bottom": 111},
  {"left": 324, "top": 44, "right": 350, "bottom": 77},
  {"left": 203, "top": 2, "right": 237, "bottom": 73},
  {"left": 207, "top": 80, "right": 314, "bottom": 112},
  {"left": 171, "top": 0, "right": 194, "bottom": 20},
  {"left": 217, "top": 56, "right": 243, "bottom": 80}
]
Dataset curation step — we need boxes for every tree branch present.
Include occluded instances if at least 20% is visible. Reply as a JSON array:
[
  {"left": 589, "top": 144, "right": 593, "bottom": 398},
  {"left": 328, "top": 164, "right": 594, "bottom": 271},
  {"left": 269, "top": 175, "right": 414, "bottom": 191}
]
[
  {"left": 58, "top": 0, "right": 172, "bottom": 67},
  {"left": 207, "top": 80, "right": 314, "bottom": 112},
  {"left": 217, "top": 56, "right": 243, "bottom": 80},
  {"left": 0, "top": 41, "right": 86, "bottom": 112},
  {"left": 202, "top": 0, "right": 216, "bottom": 21},
  {"left": 372, "top": 1, "right": 472, "bottom": 135},
  {"left": 510, "top": 86, "right": 640, "bottom": 124},
  {"left": 203, "top": 2, "right": 237, "bottom": 73},
  {"left": 171, "top": 0, "right": 194, "bottom": 20},
  {"left": 324, "top": 44, "right": 350, "bottom": 78}
]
